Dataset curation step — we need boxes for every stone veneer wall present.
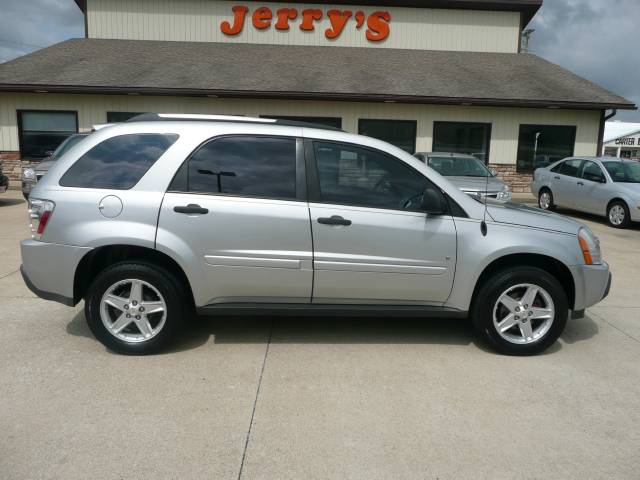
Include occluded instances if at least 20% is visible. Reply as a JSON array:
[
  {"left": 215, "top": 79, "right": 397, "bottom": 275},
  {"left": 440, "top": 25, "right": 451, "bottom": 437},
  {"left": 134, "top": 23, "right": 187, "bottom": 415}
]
[
  {"left": 1, "top": 152, "right": 38, "bottom": 186},
  {"left": 489, "top": 164, "right": 533, "bottom": 194}
]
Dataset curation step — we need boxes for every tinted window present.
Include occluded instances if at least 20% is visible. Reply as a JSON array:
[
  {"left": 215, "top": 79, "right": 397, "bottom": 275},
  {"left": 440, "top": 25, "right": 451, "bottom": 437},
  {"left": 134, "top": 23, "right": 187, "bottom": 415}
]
[
  {"left": 185, "top": 136, "right": 297, "bottom": 199},
  {"left": 313, "top": 141, "right": 428, "bottom": 211},
  {"left": 516, "top": 125, "right": 576, "bottom": 172},
  {"left": 581, "top": 161, "right": 605, "bottom": 183},
  {"left": 603, "top": 161, "right": 640, "bottom": 183},
  {"left": 60, "top": 134, "right": 178, "bottom": 189},
  {"left": 432, "top": 122, "right": 492, "bottom": 163},
  {"left": 359, "top": 119, "right": 417, "bottom": 154},
  {"left": 558, "top": 159, "right": 583, "bottom": 177},
  {"left": 50, "top": 134, "right": 88, "bottom": 161},
  {"left": 18, "top": 110, "right": 77, "bottom": 159}
]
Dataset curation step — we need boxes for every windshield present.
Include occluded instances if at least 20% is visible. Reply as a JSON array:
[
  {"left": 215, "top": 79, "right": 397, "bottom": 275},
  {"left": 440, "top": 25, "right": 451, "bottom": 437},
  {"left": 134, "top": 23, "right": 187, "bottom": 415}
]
[
  {"left": 428, "top": 156, "right": 492, "bottom": 177},
  {"left": 50, "top": 134, "right": 87, "bottom": 161},
  {"left": 603, "top": 161, "right": 640, "bottom": 183}
]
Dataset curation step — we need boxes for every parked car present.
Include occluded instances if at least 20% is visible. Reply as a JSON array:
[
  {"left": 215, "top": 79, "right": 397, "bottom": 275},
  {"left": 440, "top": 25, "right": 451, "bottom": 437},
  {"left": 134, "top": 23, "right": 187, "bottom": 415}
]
[
  {"left": 532, "top": 157, "right": 640, "bottom": 228},
  {"left": 21, "top": 114, "right": 611, "bottom": 356},
  {"left": 0, "top": 164, "right": 9, "bottom": 194},
  {"left": 22, "top": 133, "right": 89, "bottom": 199},
  {"left": 414, "top": 152, "right": 511, "bottom": 201}
]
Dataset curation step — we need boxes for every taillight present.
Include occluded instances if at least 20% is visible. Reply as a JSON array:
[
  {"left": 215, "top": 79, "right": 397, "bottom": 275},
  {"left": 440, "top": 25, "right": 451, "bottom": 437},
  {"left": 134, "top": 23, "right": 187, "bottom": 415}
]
[{"left": 28, "top": 199, "right": 55, "bottom": 240}]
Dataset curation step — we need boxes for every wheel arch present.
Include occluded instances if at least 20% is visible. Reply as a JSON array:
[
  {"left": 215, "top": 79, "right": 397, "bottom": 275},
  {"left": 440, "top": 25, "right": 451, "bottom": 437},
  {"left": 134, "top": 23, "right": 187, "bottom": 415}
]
[
  {"left": 470, "top": 253, "right": 575, "bottom": 312},
  {"left": 74, "top": 244, "right": 195, "bottom": 306}
]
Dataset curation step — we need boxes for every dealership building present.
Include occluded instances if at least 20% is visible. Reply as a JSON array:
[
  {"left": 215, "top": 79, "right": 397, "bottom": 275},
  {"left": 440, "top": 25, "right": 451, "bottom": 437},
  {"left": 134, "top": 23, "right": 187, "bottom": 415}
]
[{"left": 0, "top": 0, "right": 635, "bottom": 191}]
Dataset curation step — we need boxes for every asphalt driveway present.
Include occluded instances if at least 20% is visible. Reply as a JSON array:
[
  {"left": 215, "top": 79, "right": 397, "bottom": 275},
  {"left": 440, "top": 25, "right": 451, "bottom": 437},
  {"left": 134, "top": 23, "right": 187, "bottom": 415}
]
[{"left": 1, "top": 190, "right": 639, "bottom": 480}]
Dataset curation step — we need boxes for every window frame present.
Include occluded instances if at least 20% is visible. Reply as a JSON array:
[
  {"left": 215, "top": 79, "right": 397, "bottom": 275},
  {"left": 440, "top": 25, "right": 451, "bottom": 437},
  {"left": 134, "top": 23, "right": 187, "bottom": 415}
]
[
  {"left": 17, "top": 109, "right": 79, "bottom": 159},
  {"left": 432, "top": 121, "right": 493, "bottom": 164},
  {"left": 516, "top": 124, "right": 577, "bottom": 173},
  {"left": 358, "top": 119, "right": 418, "bottom": 154},
  {"left": 303, "top": 138, "right": 446, "bottom": 215},
  {"left": 167, "top": 134, "right": 307, "bottom": 203},
  {"left": 558, "top": 158, "right": 584, "bottom": 178}
]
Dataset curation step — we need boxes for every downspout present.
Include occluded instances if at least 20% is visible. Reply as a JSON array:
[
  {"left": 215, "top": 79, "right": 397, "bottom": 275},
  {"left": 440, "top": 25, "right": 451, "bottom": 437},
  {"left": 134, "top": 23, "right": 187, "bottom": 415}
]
[{"left": 597, "top": 109, "right": 617, "bottom": 156}]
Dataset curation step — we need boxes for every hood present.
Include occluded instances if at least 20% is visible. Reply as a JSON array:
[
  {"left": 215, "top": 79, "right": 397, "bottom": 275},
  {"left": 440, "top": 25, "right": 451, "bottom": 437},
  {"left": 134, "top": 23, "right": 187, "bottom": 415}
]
[
  {"left": 486, "top": 201, "right": 582, "bottom": 235},
  {"left": 445, "top": 176, "right": 506, "bottom": 193}
]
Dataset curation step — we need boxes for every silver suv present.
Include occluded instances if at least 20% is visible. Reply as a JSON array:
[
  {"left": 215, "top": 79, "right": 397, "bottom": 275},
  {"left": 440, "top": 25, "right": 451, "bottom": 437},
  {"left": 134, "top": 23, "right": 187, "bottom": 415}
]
[{"left": 21, "top": 114, "right": 611, "bottom": 356}]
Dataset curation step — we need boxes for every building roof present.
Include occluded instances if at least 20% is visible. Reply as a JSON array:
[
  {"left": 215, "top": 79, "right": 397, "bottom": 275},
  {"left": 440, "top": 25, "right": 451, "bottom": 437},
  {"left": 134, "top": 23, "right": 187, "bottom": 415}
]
[
  {"left": 73, "top": 0, "right": 543, "bottom": 27},
  {"left": 604, "top": 122, "right": 640, "bottom": 143},
  {"left": 0, "top": 38, "right": 634, "bottom": 111}
]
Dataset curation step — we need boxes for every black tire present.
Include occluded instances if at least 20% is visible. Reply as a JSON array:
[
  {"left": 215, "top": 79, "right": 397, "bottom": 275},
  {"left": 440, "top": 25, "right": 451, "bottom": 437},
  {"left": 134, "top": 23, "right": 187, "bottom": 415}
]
[
  {"left": 538, "top": 188, "right": 555, "bottom": 211},
  {"left": 85, "top": 262, "right": 189, "bottom": 355},
  {"left": 23, "top": 193, "right": 29, "bottom": 201},
  {"left": 606, "top": 200, "right": 631, "bottom": 229},
  {"left": 472, "top": 267, "right": 568, "bottom": 356}
]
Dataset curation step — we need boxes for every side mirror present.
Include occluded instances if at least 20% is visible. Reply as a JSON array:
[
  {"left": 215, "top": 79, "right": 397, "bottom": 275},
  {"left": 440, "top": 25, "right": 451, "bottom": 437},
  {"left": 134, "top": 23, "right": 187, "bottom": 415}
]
[
  {"left": 44, "top": 150, "right": 54, "bottom": 157},
  {"left": 599, "top": 176, "right": 607, "bottom": 184},
  {"left": 490, "top": 169, "right": 498, "bottom": 177},
  {"left": 421, "top": 187, "right": 449, "bottom": 216}
]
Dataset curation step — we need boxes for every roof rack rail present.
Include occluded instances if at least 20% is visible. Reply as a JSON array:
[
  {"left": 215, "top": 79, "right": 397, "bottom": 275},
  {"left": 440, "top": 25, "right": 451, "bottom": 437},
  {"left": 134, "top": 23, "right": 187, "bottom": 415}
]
[{"left": 126, "top": 113, "right": 345, "bottom": 132}]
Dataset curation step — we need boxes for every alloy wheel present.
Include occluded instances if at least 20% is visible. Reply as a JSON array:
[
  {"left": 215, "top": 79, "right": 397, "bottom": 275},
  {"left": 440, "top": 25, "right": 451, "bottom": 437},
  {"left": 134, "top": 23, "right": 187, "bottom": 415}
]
[
  {"left": 539, "top": 191, "right": 551, "bottom": 210},
  {"left": 492, "top": 283, "right": 555, "bottom": 345},
  {"left": 609, "top": 205, "right": 626, "bottom": 226},
  {"left": 99, "top": 279, "right": 167, "bottom": 343}
]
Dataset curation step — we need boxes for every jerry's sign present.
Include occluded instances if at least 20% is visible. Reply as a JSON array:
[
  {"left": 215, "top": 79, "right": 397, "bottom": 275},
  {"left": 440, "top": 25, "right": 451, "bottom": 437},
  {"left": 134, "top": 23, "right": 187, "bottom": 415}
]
[{"left": 220, "top": 5, "right": 391, "bottom": 42}]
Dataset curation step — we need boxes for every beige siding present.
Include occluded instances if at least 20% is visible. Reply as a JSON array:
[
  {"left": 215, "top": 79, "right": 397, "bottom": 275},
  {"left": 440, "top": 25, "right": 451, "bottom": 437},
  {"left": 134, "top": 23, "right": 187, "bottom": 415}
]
[
  {"left": 0, "top": 92, "right": 601, "bottom": 164},
  {"left": 86, "top": 0, "right": 521, "bottom": 53}
]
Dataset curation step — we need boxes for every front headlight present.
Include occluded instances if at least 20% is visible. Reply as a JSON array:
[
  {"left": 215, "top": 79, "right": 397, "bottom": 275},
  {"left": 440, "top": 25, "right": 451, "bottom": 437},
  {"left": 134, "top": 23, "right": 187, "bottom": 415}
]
[
  {"left": 22, "top": 168, "right": 36, "bottom": 181},
  {"left": 496, "top": 184, "right": 512, "bottom": 201},
  {"left": 578, "top": 227, "right": 602, "bottom": 265}
]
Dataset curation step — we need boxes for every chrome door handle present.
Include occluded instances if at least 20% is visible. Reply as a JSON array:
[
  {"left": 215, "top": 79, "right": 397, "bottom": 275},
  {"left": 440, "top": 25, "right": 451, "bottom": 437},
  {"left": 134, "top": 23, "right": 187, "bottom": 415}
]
[
  {"left": 318, "top": 215, "right": 352, "bottom": 226},
  {"left": 174, "top": 204, "right": 209, "bottom": 215}
]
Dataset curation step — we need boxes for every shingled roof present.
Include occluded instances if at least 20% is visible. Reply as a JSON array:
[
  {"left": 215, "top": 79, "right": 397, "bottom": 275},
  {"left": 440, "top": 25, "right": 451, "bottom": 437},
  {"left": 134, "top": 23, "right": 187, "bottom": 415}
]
[{"left": 0, "top": 38, "right": 634, "bottom": 111}]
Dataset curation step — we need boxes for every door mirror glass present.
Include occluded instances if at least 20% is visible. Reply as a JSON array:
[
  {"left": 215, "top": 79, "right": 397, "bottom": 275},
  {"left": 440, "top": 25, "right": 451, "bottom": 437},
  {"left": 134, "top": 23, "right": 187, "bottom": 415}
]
[
  {"left": 421, "top": 187, "right": 449, "bottom": 215},
  {"left": 490, "top": 169, "right": 498, "bottom": 177}
]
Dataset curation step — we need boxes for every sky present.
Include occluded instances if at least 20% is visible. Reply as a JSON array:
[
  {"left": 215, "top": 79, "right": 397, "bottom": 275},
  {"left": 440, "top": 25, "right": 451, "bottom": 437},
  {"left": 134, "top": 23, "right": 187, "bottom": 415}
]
[{"left": 0, "top": 0, "right": 638, "bottom": 122}]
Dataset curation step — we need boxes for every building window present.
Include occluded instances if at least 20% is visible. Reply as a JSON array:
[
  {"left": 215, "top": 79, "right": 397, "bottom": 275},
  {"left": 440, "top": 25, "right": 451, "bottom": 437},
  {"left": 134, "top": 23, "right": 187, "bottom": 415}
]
[
  {"left": 18, "top": 110, "right": 77, "bottom": 159},
  {"left": 107, "top": 112, "right": 146, "bottom": 123},
  {"left": 516, "top": 125, "right": 576, "bottom": 173},
  {"left": 358, "top": 119, "right": 417, "bottom": 154},
  {"left": 432, "top": 122, "right": 492, "bottom": 164},
  {"left": 260, "top": 116, "right": 342, "bottom": 129}
]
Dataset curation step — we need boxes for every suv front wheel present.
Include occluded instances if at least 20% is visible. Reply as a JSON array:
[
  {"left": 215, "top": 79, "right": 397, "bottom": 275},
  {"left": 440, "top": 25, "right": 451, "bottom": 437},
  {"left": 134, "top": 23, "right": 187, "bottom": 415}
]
[
  {"left": 472, "top": 267, "right": 568, "bottom": 355},
  {"left": 85, "top": 262, "right": 188, "bottom": 355}
]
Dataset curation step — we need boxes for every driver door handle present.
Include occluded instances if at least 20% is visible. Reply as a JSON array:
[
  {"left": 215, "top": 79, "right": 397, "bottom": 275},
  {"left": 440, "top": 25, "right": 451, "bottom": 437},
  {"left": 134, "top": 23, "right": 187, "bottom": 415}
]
[
  {"left": 318, "top": 215, "right": 352, "bottom": 226},
  {"left": 174, "top": 204, "right": 209, "bottom": 215}
]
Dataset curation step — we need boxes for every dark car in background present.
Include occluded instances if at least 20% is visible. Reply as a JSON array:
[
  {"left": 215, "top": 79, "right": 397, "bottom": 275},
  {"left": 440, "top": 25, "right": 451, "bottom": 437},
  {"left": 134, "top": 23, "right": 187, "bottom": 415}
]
[
  {"left": 0, "top": 164, "right": 9, "bottom": 195},
  {"left": 22, "top": 133, "right": 89, "bottom": 199}
]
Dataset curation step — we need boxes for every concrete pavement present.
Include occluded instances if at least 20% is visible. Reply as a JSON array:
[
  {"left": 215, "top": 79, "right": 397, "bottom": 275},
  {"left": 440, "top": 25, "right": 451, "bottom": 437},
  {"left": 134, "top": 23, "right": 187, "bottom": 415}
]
[{"left": 1, "top": 190, "right": 639, "bottom": 479}]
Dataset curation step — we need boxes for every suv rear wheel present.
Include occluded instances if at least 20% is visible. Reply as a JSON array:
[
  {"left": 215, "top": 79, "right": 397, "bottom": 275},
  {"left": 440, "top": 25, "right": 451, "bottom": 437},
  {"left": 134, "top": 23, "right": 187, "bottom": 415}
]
[
  {"left": 472, "top": 267, "right": 568, "bottom": 355},
  {"left": 85, "top": 262, "right": 188, "bottom": 355}
]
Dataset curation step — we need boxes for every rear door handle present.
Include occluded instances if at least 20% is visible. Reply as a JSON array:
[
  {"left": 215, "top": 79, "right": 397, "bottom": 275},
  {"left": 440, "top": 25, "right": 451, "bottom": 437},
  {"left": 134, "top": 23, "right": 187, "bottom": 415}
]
[
  {"left": 554, "top": 176, "right": 561, "bottom": 180},
  {"left": 577, "top": 181, "right": 584, "bottom": 186},
  {"left": 318, "top": 215, "right": 352, "bottom": 226},
  {"left": 174, "top": 204, "right": 209, "bottom": 215}
]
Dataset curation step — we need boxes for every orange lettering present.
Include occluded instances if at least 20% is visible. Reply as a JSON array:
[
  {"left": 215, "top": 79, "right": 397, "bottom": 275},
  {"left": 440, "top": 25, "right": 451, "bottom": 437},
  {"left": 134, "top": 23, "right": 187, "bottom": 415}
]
[
  {"left": 220, "top": 5, "right": 249, "bottom": 36},
  {"left": 366, "top": 11, "right": 391, "bottom": 42},
  {"left": 300, "top": 9, "right": 323, "bottom": 31},
  {"left": 355, "top": 11, "right": 365, "bottom": 29},
  {"left": 325, "top": 10, "right": 352, "bottom": 39},
  {"left": 275, "top": 8, "right": 298, "bottom": 31},
  {"left": 252, "top": 7, "right": 272, "bottom": 30}
]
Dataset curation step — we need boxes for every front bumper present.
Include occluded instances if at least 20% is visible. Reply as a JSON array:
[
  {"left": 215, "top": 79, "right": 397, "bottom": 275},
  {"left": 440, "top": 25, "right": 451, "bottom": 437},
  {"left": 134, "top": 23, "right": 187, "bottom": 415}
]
[
  {"left": 20, "top": 239, "right": 92, "bottom": 306},
  {"left": 570, "top": 261, "right": 612, "bottom": 314}
]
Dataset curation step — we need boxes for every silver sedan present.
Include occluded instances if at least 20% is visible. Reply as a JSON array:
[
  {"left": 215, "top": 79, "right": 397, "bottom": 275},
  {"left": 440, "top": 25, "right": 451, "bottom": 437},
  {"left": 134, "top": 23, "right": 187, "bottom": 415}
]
[{"left": 531, "top": 157, "right": 640, "bottom": 228}]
